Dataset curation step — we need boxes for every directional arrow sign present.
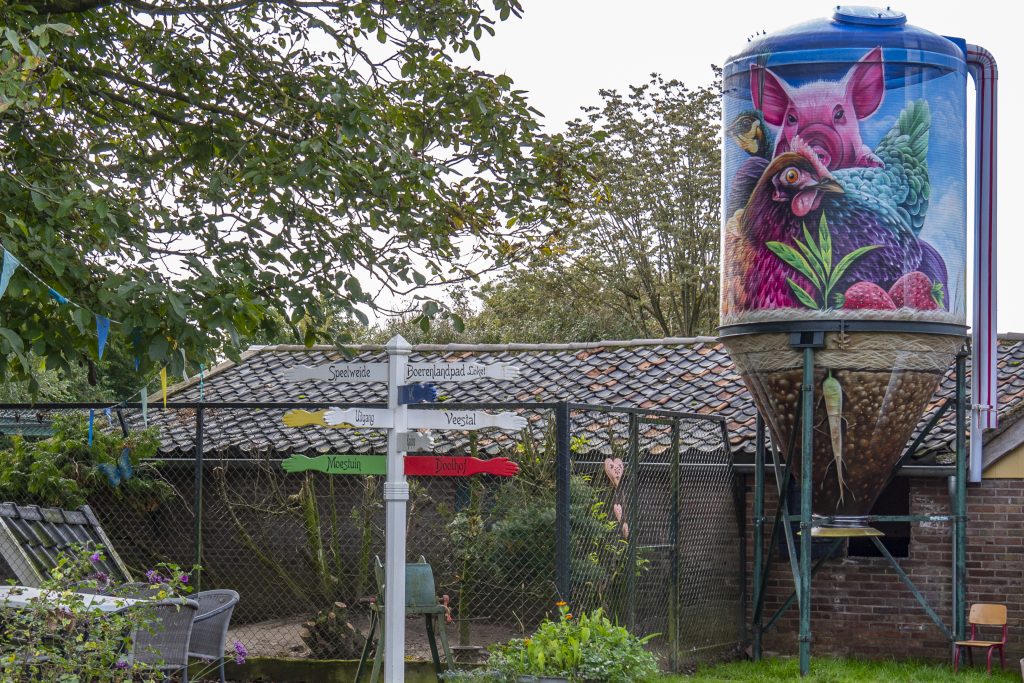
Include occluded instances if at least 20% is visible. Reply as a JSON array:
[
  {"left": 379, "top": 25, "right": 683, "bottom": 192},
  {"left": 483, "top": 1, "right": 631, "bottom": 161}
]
[
  {"left": 399, "top": 431, "right": 435, "bottom": 452},
  {"left": 283, "top": 408, "right": 394, "bottom": 429},
  {"left": 404, "top": 362, "right": 520, "bottom": 383},
  {"left": 284, "top": 362, "right": 388, "bottom": 383},
  {"left": 282, "top": 454, "right": 387, "bottom": 475},
  {"left": 398, "top": 383, "right": 439, "bottom": 405},
  {"left": 404, "top": 456, "right": 519, "bottom": 477},
  {"left": 408, "top": 410, "right": 527, "bottom": 431},
  {"left": 323, "top": 407, "right": 394, "bottom": 429}
]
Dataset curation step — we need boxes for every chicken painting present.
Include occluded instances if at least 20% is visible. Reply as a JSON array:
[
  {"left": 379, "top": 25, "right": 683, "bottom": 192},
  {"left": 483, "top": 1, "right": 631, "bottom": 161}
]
[{"left": 734, "top": 98, "right": 947, "bottom": 314}]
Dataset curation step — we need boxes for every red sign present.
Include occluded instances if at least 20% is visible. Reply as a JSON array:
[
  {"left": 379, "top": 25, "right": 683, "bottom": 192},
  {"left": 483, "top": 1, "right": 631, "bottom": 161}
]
[{"left": 403, "top": 456, "right": 519, "bottom": 477}]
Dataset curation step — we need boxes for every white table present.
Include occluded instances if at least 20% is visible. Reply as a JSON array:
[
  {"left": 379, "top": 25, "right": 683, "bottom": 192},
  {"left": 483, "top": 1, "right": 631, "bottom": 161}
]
[{"left": 0, "top": 585, "right": 143, "bottom": 613}]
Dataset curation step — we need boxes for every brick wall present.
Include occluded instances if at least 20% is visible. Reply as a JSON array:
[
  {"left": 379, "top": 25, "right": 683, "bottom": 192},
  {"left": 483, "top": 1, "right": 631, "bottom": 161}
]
[{"left": 744, "top": 476, "right": 1024, "bottom": 662}]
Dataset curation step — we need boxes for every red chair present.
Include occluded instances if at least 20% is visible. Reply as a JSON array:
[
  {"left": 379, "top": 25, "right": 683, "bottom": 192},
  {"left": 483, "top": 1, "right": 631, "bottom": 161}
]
[{"left": 953, "top": 603, "right": 1007, "bottom": 674}]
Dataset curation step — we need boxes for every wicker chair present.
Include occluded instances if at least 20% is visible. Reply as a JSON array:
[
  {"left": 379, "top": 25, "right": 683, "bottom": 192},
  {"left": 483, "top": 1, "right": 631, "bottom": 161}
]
[
  {"left": 187, "top": 589, "right": 239, "bottom": 683},
  {"left": 127, "top": 598, "right": 199, "bottom": 683}
]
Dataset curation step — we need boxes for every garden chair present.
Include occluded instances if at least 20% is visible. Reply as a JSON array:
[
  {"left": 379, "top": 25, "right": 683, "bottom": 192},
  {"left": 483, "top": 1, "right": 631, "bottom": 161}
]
[
  {"left": 187, "top": 589, "right": 240, "bottom": 683},
  {"left": 124, "top": 597, "right": 199, "bottom": 683},
  {"left": 953, "top": 603, "right": 1008, "bottom": 674},
  {"left": 354, "top": 555, "right": 453, "bottom": 682}
]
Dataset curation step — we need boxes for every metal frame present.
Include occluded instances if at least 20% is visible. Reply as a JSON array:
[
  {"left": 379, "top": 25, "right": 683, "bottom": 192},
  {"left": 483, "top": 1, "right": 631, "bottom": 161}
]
[{"left": 748, "top": 342, "right": 969, "bottom": 676}]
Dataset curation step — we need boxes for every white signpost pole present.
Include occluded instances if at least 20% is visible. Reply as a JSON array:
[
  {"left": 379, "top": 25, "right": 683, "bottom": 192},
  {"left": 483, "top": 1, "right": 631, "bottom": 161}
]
[{"left": 384, "top": 335, "right": 410, "bottom": 682}]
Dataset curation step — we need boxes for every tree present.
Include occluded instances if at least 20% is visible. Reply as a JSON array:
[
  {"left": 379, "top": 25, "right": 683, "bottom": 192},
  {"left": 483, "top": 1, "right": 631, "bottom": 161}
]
[
  {"left": 558, "top": 71, "right": 722, "bottom": 337},
  {"left": 0, "top": 1, "right": 564, "bottom": 389}
]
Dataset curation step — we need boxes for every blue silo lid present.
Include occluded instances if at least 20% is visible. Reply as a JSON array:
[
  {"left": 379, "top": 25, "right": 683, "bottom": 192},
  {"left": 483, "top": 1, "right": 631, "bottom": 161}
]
[
  {"left": 833, "top": 6, "right": 906, "bottom": 27},
  {"left": 725, "top": 6, "right": 966, "bottom": 84}
]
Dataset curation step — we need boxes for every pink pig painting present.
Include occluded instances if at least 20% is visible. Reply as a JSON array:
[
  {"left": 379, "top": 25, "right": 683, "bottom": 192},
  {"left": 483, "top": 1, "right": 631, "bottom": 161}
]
[{"left": 750, "top": 47, "right": 885, "bottom": 170}]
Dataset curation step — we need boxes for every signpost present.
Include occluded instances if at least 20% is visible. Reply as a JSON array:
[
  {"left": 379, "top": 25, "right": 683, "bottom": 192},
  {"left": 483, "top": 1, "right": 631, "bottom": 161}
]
[
  {"left": 279, "top": 454, "right": 520, "bottom": 478},
  {"left": 280, "top": 336, "right": 522, "bottom": 682}
]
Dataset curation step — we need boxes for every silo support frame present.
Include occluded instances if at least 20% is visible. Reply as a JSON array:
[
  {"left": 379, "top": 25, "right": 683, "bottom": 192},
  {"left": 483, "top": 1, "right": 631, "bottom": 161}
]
[{"left": 748, "top": 343, "right": 970, "bottom": 675}]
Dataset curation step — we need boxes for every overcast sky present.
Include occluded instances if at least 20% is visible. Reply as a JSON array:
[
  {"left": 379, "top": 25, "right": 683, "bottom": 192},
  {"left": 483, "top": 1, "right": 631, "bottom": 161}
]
[{"left": 467, "top": 1, "right": 1017, "bottom": 332}]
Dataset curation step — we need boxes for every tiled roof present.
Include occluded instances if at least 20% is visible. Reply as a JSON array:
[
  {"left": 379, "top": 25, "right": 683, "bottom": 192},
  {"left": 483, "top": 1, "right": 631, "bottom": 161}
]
[{"left": 148, "top": 336, "right": 1024, "bottom": 467}]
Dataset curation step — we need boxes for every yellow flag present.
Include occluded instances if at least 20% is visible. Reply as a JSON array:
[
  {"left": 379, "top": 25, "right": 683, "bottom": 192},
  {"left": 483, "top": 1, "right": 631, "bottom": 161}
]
[{"left": 160, "top": 367, "right": 168, "bottom": 408}]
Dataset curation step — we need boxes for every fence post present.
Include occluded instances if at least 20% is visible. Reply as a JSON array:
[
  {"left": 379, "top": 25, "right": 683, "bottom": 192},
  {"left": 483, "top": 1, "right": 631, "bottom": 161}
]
[
  {"left": 669, "top": 419, "right": 680, "bottom": 671},
  {"left": 752, "top": 414, "right": 765, "bottom": 660},
  {"left": 555, "top": 402, "right": 572, "bottom": 607},
  {"left": 626, "top": 412, "right": 639, "bottom": 631},
  {"left": 193, "top": 405, "right": 204, "bottom": 592}
]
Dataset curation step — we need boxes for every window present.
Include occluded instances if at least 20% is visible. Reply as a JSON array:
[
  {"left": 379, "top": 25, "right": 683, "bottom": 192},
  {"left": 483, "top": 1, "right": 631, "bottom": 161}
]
[{"left": 847, "top": 478, "right": 911, "bottom": 558}]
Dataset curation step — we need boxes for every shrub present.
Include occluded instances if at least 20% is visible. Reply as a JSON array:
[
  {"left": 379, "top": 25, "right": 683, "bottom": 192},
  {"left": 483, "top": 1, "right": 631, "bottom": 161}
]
[
  {"left": 487, "top": 603, "right": 660, "bottom": 683},
  {"left": 0, "top": 546, "right": 196, "bottom": 683}
]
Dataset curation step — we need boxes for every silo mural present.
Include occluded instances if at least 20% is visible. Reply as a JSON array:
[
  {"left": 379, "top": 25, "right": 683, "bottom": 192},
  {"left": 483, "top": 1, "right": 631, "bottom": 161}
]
[{"left": 720, "top": 7, "right": 973, "bottom": 530}]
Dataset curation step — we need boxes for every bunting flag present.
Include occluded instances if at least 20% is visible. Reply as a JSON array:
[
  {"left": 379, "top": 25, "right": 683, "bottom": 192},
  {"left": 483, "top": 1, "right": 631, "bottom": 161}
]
[
  {"left": 160, "top": 367, "right": 168, "bottom": 408},
  {"left": 48, "top": 288, "right": 69, "bottom": 304},
  {"left": 87, "top": 410, "right": 94, "bottom": 446},
  {"left": 141, "top": 386, "right": 149, "bottom": 426},
  {"left": 199, "top": 363, "right": 205, "bottom": 402},
  {"left": 104, "top": 407, "right": 114, "bottom": 428},
  {"left": 180, "top": 348, "right": 189, "bottom": 381},
  {"left": 0, "top": 250, "right": 18, "bottom": 299},
  {"left": 96, "top": 315, "right": 111, "bottom": 359}
]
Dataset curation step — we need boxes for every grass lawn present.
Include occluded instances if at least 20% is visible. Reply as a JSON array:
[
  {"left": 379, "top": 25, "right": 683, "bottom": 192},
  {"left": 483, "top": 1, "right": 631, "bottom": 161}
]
[{"left": 661, "top": 656, "right": 1022, "bottom": 682}]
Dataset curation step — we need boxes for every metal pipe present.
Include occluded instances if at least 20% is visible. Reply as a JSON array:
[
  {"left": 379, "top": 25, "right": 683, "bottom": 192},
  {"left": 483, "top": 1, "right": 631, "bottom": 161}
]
[
  {"left": 383, "top": 335, "right": 411, "bottom": 683},
  {"left": 799, "top": 347, "right": 814, "bottom": 677},
  {"left": 954, "top": 347, "right": 968, "bottom": 645}
]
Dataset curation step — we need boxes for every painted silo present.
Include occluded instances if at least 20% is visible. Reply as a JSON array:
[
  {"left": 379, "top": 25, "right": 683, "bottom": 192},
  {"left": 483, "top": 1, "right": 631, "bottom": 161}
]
[{"left": 720, "top": 7, "right": 971, "bottom": 531}]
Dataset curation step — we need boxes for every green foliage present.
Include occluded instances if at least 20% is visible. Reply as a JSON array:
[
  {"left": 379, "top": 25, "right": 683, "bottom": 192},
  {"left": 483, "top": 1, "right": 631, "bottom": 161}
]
[
  {"left": 0, "top": 1, "right": 567, "bottom": 385},
  {"left": 0, "top": 545, "right": 195, "bottom": 683},
  {"left": 441, "top": 671, "right": 504, "bottom": 682},
  {"left": 765, "top": 213, "right": 879, "bottom": 310},
  {"left": 0, "top": 413, "right": 168, "bottom": 509},
  {"left": 487, "top": 604, "right": 660, "bottom": 682},
  {"left": 551, "top": 71, "right": 723, "bottom": 338},
  {"left": 443, "top": 426, "right": 640, "bottom": 631}
]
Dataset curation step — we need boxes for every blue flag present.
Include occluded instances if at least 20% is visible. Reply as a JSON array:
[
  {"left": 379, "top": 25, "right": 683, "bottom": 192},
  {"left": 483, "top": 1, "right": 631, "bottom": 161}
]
[
  {"left": 96, "top": 315, "right": 111, "bottom": 359},
  {"left": 0, "top": 250, "right": 19, "bottom": 300},
  {"left": 48, "top": 288, "right": 68, "bottom": 305},
  {"left": 88, "top": 410, "right": 94, "bottom": 446}
]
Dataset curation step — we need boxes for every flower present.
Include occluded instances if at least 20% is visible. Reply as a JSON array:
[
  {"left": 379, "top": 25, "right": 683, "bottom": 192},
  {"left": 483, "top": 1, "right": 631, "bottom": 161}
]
[
  {"left": 233, "top": 639, "right": 248, "bottom": 665},
  {"left": 145, "top": 570, "right": 163, "bottom": 584},
  {"left": 564, "top": 614, "right": 573, "bottom": 620},
  {"left": 555, "top": 601, "right": 567, "bottom": 607},
  {"left": 89, "top": 552, "right": 101, "bottom": 564},
  {"left": 93, "top": 571, "right": 109, "bottom": 585},
  {"left": 179, "top": 574, "right": 189, "bottom": 584},
  {"left": 114, "top": 659, "right": 130, "bottom": 670}
]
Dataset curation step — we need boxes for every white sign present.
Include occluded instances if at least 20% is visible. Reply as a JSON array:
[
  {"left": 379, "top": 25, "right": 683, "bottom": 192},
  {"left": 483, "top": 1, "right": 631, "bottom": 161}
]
[
  {"left": 284, "top": 363, "right": 388, "bottom": 383},
  {"left": 399, "top": 431, "right": 435, "bottom": 451},
  {"left": 408, "top": 410, "right": 527, "bottom": 432},
  {"left": 404, "top": 362, "right": 521, "bottom": 383},
  {"left": 323, "top": 407, "right": 395, "bottom": 429}
]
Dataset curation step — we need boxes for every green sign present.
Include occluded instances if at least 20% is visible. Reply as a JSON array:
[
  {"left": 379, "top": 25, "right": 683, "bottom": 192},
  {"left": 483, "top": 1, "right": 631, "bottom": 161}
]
[{"left": 281, "top": 454, "right": 387, "bottom": 475}]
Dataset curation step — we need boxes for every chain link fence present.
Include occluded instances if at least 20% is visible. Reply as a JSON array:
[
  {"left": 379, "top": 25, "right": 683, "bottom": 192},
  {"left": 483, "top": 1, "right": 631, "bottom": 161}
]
[{"left": 0, "top": 402, "right": 743, "bottom": 672}]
